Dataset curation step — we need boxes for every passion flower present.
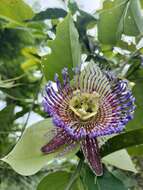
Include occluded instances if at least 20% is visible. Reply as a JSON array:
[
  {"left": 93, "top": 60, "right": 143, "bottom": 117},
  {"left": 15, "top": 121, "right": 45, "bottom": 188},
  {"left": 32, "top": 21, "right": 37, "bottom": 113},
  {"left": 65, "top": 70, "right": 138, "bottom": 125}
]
[{"left": 42, "top": 63, "right": 135, "bottom": 176}]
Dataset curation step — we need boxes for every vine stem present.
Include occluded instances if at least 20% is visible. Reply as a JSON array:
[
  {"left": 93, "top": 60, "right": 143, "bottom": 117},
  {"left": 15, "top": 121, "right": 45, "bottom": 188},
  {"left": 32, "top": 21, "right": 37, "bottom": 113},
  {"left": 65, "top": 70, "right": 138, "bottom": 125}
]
[
  {"left": 65, "top": 159, "right": 83, "bottom": 190},
  {"left": 19, "top": 76, "right": 43, "bottom": 138}
]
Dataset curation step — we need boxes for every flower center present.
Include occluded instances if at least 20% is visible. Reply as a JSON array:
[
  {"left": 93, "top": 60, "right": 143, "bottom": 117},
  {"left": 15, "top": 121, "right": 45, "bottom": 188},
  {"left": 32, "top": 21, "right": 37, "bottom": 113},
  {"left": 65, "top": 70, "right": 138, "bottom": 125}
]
[{"left": 69, "top": 90, "right": 100, "bottom": 121}]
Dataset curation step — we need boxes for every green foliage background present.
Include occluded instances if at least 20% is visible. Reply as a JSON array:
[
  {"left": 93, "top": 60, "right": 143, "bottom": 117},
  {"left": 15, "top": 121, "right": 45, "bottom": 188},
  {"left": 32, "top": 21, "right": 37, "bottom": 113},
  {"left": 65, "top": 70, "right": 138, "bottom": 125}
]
[{"left": 0, "top": 0, "right": 143, "bottom": 189}]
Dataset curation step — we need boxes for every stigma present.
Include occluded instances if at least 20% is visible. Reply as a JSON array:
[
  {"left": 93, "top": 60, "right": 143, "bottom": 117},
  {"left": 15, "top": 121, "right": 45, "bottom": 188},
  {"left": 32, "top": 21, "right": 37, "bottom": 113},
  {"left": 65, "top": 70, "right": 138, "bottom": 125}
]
[{"left": 69, "top": 90, "right": 100, "bottom": 121}]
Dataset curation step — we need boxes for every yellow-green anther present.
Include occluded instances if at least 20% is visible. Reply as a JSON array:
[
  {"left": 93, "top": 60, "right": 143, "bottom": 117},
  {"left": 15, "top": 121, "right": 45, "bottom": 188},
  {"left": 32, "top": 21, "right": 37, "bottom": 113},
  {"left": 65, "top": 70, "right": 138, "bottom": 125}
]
[{"left": 69, "top": 90, "right": 100, "bottom": 121}]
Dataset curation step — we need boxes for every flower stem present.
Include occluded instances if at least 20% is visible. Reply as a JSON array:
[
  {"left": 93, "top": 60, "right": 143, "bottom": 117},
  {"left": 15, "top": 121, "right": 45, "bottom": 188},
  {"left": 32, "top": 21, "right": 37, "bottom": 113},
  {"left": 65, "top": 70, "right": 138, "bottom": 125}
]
[{"left": 65, "top": 159, "right": 83, "bottom": 190}]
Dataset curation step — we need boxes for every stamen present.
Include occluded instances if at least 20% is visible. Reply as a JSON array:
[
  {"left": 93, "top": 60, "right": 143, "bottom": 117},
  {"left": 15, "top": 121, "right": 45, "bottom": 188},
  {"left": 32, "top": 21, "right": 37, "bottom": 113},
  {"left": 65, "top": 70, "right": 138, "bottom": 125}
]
[
  {"left": 69, "top": 90, "right": 100, "bottom": 121},
  {"left": 62, "top": 68, "right": 69, "bottom": 86},
  {"left": 54, "top": 73, "right": 62, "bottom": 90}
]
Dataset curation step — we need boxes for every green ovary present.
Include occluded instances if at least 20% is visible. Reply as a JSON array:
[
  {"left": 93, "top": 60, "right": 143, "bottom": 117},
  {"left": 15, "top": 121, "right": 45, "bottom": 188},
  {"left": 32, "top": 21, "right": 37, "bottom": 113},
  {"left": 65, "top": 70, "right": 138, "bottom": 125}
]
[{"left": 69, "top": 90, "right": 100, "bottom": 121}]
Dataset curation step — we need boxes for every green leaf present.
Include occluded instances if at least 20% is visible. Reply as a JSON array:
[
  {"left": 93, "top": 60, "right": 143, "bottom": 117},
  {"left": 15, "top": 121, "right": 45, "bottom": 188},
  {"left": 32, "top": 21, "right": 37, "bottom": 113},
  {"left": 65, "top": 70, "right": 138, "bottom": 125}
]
[
  {"left": 98, "top": 0, "right": 128, "bottom": 44},
  {"left": 127, "top": 80, "right": 143, "bottom": 130},
  {"left": 111, "top": 169, "right": 137, "bottom": 188},
  {"left": 42, "top": 13, "right": 81, "bottom": 81},
  {"left": 0, "top": 104, "right": 14, "bottom": 128},
  {"left": 81, "top": 164, "right": 96, "bottom": 190},
  {"left": 37, "top": 171, "right": 80, "bottom": 190},
  {"left": 68, "top": 0, "right": 79, "bottom": 14},
  {"left": 101, "top": 128, "right": 143, "bottom": 157},
  {"left": 98, "top": 0, "right": 143, "bottom": 44},
  {"left": 123, "top": 0, "right": 143, "bottom": 36},
  {"left": 128, "top": 144, "right": 143, "bottom": 156},
  {"left": 1, "top": 119, "right": 79, "bottom": 176},
  {"left": 126, "top": 66, "right": 143, "bottom": 131},
  {"left": 140, "top": 0, "right": 143, "bottom": 8},
  {"left": 102, "top": 149, "right": 137, "bottom": 173},
  {"left": 32, "top": 8, "right": 67, "bottom": 21},
  {"left": 0, "top": 0, "right": 34, "bottom": 23},
  {"left": 69, "top": 5, "right": 97, "bottom": 54},
  {"left": 0, "top": 105, "right": 15, "bottom": 156},
  {"left": 81, "top": 164, "right": 127, "bottom": 190},
  {"left": 96, "top": 169, "right": 128, "bottom": 190}
]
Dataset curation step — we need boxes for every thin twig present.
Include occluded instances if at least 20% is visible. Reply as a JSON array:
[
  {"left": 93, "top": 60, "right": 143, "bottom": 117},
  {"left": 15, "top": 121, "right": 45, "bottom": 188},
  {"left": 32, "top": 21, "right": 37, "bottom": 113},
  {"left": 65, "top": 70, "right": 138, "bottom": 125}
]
[
  {"left": 0, "top": 130, "right": 22, "bottom": 134},
  {"left": 2, "top": 92, "right": 33, "bottom": 103},
  {"left": 65, "top": 159, "right": 83, "bottom": 190},
  {"left": 19, "top": 76, "right": 43, "bottom": 137}
]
